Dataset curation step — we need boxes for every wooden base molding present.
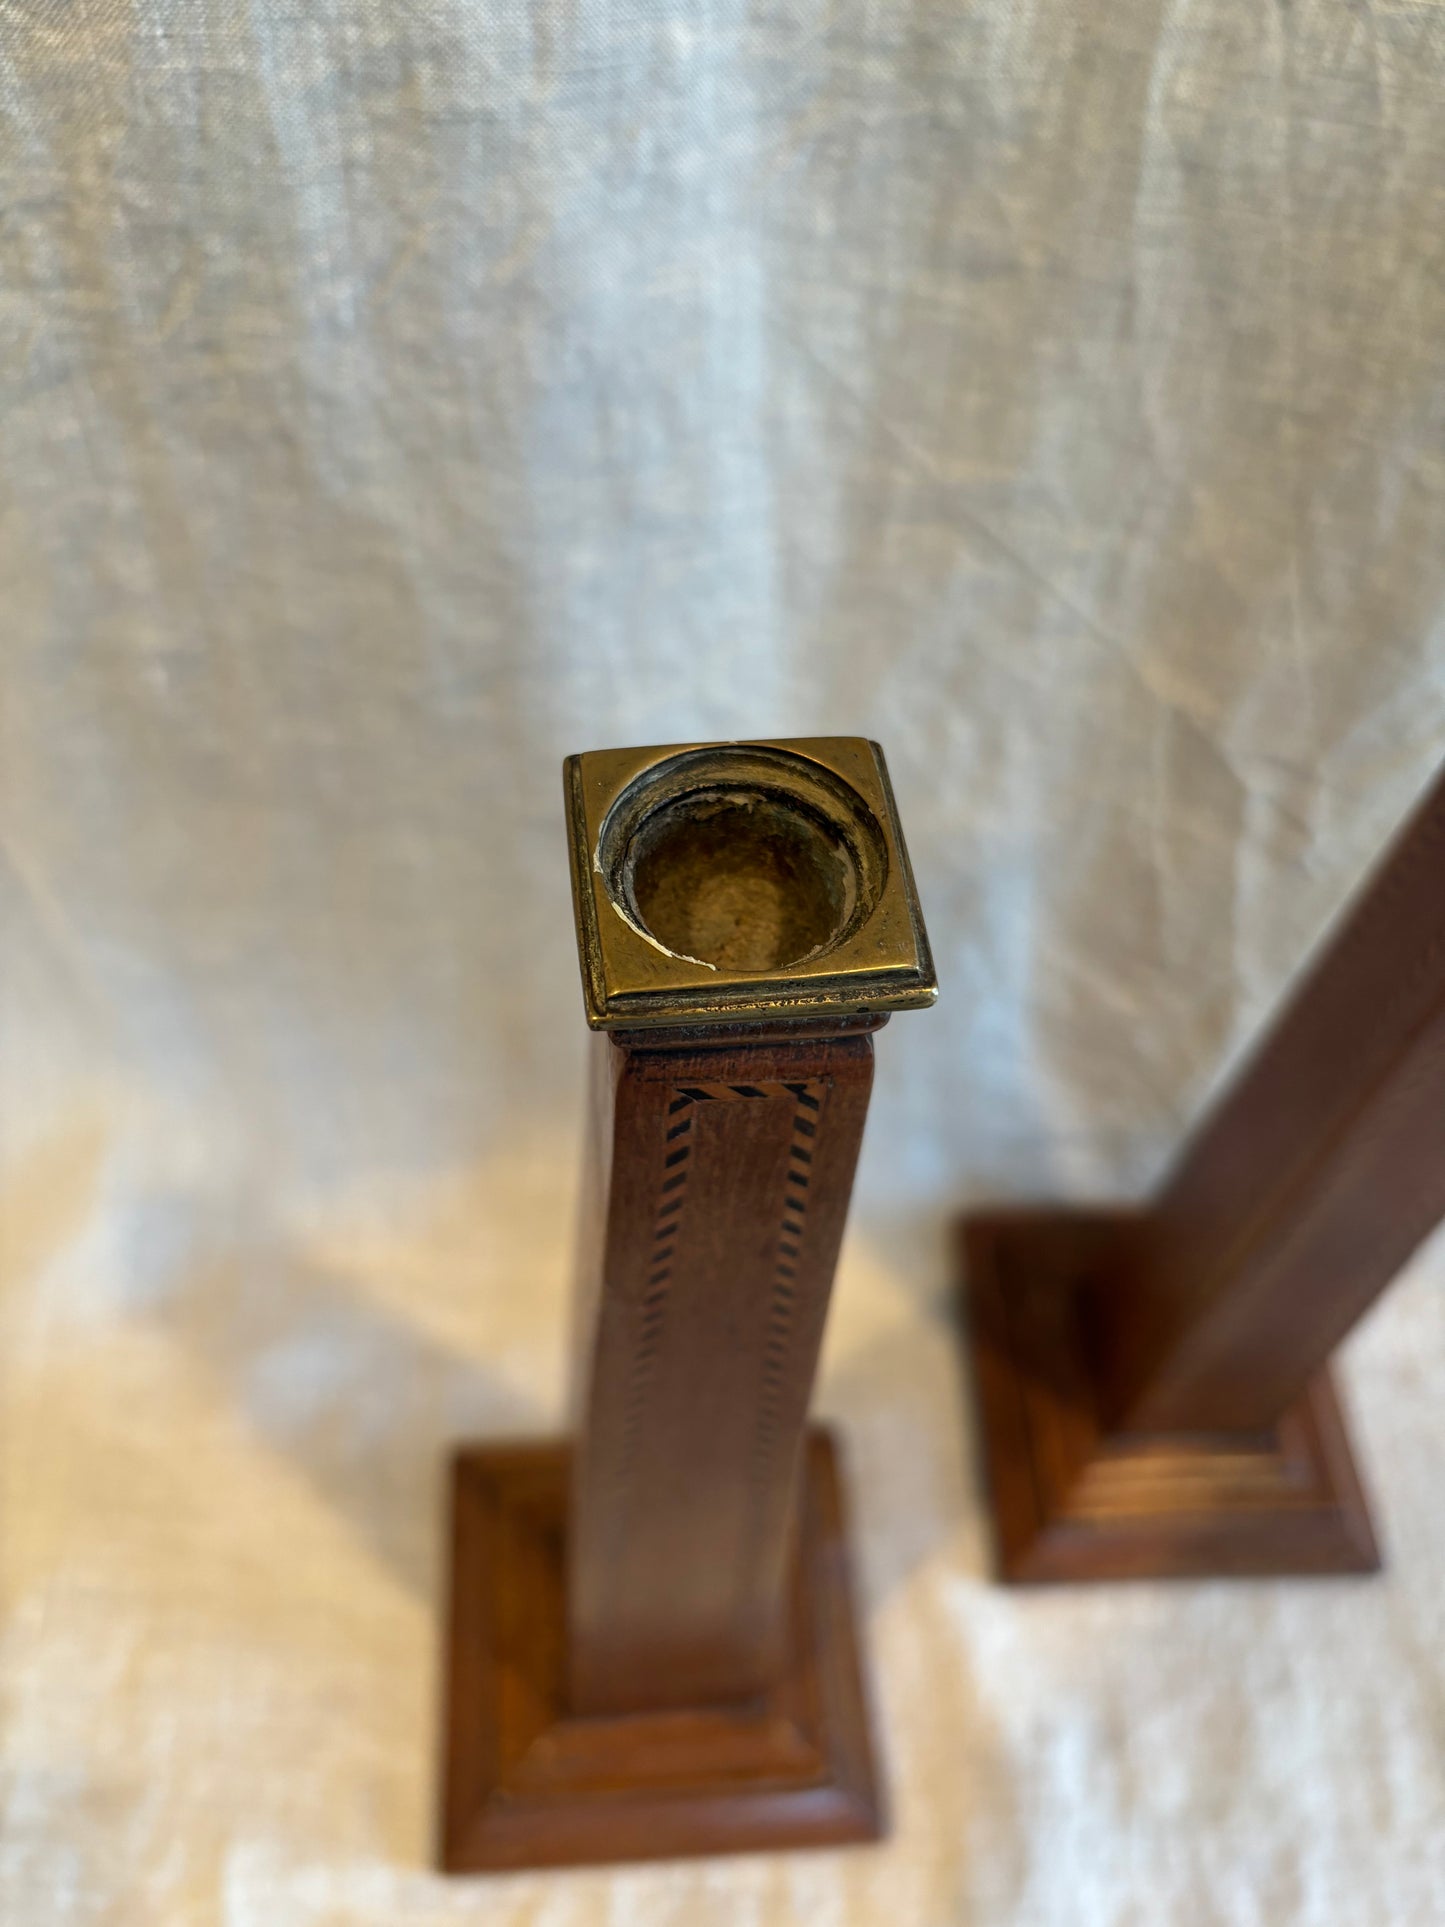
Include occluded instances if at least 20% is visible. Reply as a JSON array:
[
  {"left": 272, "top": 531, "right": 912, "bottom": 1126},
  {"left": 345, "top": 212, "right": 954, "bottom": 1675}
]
[
  {"left": 963, "top": 1212, "right": 1380, "bottom": 1583},
  {"left": 440, "top": 1429, "right": 882, "bottom": 1872}
]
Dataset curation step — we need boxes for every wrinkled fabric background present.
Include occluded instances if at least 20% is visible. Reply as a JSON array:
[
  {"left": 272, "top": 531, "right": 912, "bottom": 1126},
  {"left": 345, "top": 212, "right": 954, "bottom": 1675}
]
[{"left": 3, "top": 1, "right": 1445, "bottom": 1921}]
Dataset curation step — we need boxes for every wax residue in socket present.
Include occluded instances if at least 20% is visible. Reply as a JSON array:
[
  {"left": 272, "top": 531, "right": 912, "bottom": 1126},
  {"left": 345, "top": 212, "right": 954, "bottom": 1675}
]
[
  {"left": 603, "top": 880, "right": 719, "bottom": 969},
  {"left": 606, "top": 788, "right": 857, "bottom": 974}
]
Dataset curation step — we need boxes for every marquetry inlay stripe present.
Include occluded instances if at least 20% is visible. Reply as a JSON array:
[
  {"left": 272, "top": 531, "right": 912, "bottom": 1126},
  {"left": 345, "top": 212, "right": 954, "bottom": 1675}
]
[{"left": 609, "top": 1078, "right": 829, "bottom": 1507}]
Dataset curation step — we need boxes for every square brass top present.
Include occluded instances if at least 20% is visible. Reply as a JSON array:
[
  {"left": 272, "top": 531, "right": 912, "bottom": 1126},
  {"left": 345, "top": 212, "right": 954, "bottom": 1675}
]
[{"left": 564, "top": 737, "right": 937, "bottom": 1030}]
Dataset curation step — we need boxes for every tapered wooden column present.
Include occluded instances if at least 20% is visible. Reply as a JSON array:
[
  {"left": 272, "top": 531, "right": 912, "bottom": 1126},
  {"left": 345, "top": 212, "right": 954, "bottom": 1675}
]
[
  {"left": 963, "top": 759, "right": 1445, "bottom": 1582},
  {"left": 441, "top": 738, "right": 935, "bottom": 1869},
  {"left": 567, "top": 1019, "right": 879, "bottom": 1715}
]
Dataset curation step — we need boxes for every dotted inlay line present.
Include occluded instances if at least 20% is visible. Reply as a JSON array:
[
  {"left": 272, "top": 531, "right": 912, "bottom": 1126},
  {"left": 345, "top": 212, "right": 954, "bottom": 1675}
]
[
  {"left": 751, "top": 1082, "right": 823, "bottom": 1495},
  {"left": 608, "top": 1078, "right": 827, "bottom": 1520}
]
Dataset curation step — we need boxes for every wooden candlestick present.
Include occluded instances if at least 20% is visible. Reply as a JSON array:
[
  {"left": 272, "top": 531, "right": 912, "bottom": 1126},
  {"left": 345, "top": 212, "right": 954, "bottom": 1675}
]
[
  {"left": 441, "top": 739, "right": 935, "bottom": 1869},
  {"left": 963, "top": 760, "right": 1445, "bottom": 1581}
]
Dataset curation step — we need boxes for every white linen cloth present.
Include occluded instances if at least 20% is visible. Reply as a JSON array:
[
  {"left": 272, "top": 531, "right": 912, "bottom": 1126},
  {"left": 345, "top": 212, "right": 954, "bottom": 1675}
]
[{"left": 2, "top": 1, "right": 1444, "bottom": 1920}]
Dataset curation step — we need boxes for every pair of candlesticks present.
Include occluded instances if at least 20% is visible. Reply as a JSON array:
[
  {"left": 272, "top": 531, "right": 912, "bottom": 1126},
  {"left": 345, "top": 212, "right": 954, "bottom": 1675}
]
[{"left": 440, "top": 736, "right": 1440, "bottom": 1874}]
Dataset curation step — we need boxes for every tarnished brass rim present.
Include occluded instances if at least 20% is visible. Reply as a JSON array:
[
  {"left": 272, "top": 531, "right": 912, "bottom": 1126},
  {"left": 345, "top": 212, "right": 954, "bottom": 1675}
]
[
  {"left": 564, "top": 737, "right": 937, "bottom": 1031},
  {"left": 595, "top": 745, "right": 890, "bottom": 973}
]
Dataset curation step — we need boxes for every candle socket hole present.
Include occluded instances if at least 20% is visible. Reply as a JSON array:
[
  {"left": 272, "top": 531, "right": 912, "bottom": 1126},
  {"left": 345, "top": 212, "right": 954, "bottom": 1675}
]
[
  {"left": 594, "top": 744, "right": 891, "bottom": 986},
  {"left": 625, "top": 790, "right": 858, "bottom": 972}
]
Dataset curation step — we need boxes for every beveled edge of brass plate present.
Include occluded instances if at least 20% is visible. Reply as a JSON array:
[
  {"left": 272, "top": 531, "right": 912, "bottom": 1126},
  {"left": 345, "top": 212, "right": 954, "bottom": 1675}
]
[{"left": 563, "top": 737, "right": 937, "bottom": 1031}]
